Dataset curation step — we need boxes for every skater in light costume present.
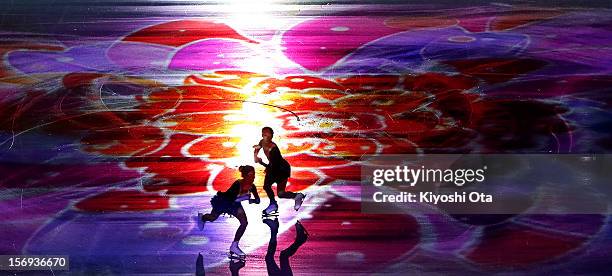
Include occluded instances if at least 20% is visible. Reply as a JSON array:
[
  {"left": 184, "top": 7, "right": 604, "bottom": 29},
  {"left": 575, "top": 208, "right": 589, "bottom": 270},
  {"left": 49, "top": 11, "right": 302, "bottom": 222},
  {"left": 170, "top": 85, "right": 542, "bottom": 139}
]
[
  {"left": 253, "top": 127, "right": 306, "bottom": 216},
  {"left": 196, "top": 165, "right": 260, "bottom": 259}
]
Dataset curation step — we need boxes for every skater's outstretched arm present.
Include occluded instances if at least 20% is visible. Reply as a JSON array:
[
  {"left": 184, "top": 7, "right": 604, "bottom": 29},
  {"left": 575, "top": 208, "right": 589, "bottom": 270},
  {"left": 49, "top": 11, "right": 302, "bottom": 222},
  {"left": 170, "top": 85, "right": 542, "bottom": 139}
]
[
  {"left": 253, "top": 140, "right": 263, "bottom": 162},
  {"left": 248, "top": 184, "right": 260, "bottom": 204}
]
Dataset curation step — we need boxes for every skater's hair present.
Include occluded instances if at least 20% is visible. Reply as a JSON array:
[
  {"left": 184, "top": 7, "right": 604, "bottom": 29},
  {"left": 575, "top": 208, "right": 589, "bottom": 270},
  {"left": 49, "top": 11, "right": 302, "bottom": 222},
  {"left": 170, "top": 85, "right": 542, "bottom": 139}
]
[
  {"left": 238, "top": 165, "right": 255, "bottom": 177},
  {"left": 261, "top": 126, "right": 274, "bottom": 135}
]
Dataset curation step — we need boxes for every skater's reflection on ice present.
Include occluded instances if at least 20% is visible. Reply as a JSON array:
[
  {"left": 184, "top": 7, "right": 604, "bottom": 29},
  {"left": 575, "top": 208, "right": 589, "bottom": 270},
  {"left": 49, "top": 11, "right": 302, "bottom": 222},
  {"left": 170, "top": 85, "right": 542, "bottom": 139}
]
[
  {"left": 195, "top": 252, "right": 246, "bottom": 276},
  {"left": 194, "top": 219, "right": 309, "bottom": 275},
  {"left": 196, "top": 252, "right": 205, "bottom": 276},
  {"left": 229, "top": 258, "right": 246, "bottom": 276},
  {"left": 264, "top": 218, "right": 310, "bottom": 276}
]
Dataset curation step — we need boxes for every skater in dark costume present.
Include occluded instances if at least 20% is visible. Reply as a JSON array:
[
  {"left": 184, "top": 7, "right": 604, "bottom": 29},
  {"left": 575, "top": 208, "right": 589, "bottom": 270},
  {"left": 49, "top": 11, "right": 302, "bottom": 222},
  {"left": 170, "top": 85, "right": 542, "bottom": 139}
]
[
  {"left": 196, "top": 165, "right": 260, "bottom": 259},
  {"left": 253, "top": 127, "right": 305, "bottom": 216},
  {"left": 263, "top": 218, "right": 309, "bottom": 276}
]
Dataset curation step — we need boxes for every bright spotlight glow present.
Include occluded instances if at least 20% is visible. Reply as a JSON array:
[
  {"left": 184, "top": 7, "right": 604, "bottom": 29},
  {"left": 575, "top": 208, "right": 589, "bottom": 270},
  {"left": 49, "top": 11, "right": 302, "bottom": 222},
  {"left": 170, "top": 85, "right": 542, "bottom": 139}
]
[{"left": 219, "top": 0, "right": 286, "bottom": 31}]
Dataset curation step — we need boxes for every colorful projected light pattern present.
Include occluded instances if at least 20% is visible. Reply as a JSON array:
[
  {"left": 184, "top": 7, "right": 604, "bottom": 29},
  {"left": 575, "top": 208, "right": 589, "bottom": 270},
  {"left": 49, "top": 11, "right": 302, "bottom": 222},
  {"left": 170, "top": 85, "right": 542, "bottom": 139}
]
[{"left": 1, "top": 3, "right": 611, "bottom": 274}]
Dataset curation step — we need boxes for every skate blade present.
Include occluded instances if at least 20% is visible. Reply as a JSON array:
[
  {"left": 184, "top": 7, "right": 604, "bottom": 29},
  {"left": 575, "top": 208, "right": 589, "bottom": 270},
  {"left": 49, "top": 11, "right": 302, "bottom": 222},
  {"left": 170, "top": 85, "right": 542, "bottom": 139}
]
[
  {"left": 227, "top": 253, "right": 246, "bottom": 260},
  {"left": 261, "top": 212, "right": 279, "bottom": 217},
  {"left": 196, "top": 213, "right": 204, "bottom": 231},
  {"left": 294, "top": 194, "right": 306, "bottom": 211}
]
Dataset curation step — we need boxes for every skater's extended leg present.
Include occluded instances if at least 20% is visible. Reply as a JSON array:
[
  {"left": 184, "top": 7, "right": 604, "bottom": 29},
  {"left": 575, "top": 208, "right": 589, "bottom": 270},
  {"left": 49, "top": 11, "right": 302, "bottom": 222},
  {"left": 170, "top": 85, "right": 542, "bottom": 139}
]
[
  {"left": 202, "top": 211, "right": 220, "bottom": 222},
  {"left": 276, "top": 178, "right": 297, "bottom": 199},
  {"left": 197, "top": 210, "right": 221, "bottom": 230},
  {"left": 277, "top": 179, "right": 306, "bottom": 211}
]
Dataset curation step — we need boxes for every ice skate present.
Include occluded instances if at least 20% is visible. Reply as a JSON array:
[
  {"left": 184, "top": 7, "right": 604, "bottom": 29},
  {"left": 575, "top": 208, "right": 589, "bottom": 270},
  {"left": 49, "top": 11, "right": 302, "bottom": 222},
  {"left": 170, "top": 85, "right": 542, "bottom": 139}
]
[
  {"left": 294, "top": 193, "right": 306, "bottom": 211},
  {"left": 196, "top": 212, "right": 205, "bottom": 231},
  {"left": 262, "top": 202, "right": 279, "bottom": 217},
  {"left": 228, "top": 241, "right": 246, "bottom": 260}
]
